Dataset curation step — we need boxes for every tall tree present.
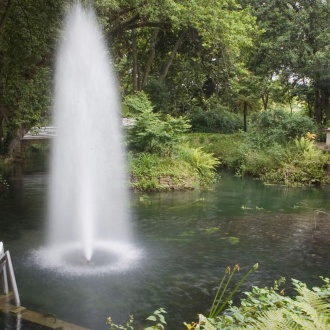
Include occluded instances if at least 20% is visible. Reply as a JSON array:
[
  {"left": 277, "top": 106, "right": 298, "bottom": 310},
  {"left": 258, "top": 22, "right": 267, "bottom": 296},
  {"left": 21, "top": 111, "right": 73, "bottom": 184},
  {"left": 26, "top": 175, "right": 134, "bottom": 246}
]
[
  {"left": 242, "top": 0, "right": 330, "bottom": 124},
  {"left": 0, "top": 0, "right": 66, "bottom": 154},
  {"left": 96, "top": 0, "right": 257, "bottom": 104}
]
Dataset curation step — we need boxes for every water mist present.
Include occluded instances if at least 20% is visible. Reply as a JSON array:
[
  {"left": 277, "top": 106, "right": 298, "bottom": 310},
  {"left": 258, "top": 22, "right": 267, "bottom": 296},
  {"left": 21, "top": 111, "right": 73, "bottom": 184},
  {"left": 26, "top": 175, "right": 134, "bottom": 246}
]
[{"left": 36, "top": 3, "right": 140, "bottom": 274}]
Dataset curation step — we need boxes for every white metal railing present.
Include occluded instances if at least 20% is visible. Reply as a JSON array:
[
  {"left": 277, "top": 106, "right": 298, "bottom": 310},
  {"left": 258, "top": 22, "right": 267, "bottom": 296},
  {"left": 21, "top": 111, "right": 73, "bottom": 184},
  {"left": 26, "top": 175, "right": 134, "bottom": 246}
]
[{"left": 0, "top": 242, "right": 20, "bottom": 307}]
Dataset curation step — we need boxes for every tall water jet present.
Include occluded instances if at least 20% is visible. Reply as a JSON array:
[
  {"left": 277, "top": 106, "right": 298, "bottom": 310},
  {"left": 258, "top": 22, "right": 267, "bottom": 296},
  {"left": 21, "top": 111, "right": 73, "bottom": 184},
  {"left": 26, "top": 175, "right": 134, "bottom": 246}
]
[{"left": 46, "top": 3, "right": 133, "bottom": 265}]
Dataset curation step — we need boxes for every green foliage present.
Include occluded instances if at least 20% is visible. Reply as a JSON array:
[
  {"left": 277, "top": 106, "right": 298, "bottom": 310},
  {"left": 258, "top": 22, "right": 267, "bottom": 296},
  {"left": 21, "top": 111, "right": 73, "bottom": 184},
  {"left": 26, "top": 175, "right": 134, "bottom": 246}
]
[
  {"left": 125, "top": 92, "right": 191, "bottom": 155},
  {"left": 106, "top": 275, "right": 330, "bottom": 330},
  {"left": 0, "top": 0, "right": 66, "bottom": 152},
  {"left": 209, "top": 263, "right": 258, "bottom": 318},
  {"left": 175, "top": 145, "right": 220, "bottom": 183},
  {"left": 144, "top": 79, "right": 172, "bottom": 113},
  {"left": 261, "top": 138, "right": 330, "bottom": 187},
  {"left": 107, "top": 309, "right": 167, "bottom": 330},
  {"left": 128, "top": 147, "right": 220, "bottom": 191},
  {"left": 183, "top": 131, "right": 330, "bottom": 187},
  {"left": 249, "top": 110, "right": 316, "bottom": 146},
  {"left": 188, "top": 104, "right": 243, "bottom": 133},
  {"left": 107, "top": 314, "right": 134, "bottom": 330},
  {"left": 183, "top": 133, "right": 245, "bottom": 160},
  {"left": 128, "top": 152, "right": 196, "bottom": 191},
  {"left": 144, "top": 308, "right": 167, "bottom": 330},
  {"left": 191, "top": 277, "right": 330, "bottom": 330},
  {"left": 124, "top": 92, "right": 153, "bottom": 116}
]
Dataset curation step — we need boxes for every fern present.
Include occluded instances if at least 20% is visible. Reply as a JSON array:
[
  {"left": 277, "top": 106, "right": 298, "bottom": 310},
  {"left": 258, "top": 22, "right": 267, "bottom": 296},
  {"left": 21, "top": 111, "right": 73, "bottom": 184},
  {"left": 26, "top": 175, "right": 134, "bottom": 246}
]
[
  {"left": 193, "top": 277, "right": 330, "bottom": 330},
  {"left": 247, "top": 309, "right": 295, "bottom": 330}
]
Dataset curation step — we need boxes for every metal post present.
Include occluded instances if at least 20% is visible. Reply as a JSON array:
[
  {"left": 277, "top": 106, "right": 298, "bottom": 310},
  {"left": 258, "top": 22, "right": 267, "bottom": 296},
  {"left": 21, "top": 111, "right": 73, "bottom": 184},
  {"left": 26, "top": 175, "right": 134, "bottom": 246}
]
[
  {"left": 5, "top": 251, "right": 20, "bottom": 307},
  {"left": 0, "top": 242, "right": 9, "bottom": 294},
  {"left": 326, "top": 128, "right": 330, "bottom": 146},
  {"left": 0, "top": 242, "right": 20, "bottom": 307}
]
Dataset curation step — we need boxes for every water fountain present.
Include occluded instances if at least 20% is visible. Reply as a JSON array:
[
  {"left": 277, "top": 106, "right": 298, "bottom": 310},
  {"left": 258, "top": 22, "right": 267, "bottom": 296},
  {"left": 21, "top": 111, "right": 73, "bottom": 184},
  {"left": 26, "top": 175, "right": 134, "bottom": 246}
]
[{"left": 32, "top": 3, "right": 140, "bottom": 275}]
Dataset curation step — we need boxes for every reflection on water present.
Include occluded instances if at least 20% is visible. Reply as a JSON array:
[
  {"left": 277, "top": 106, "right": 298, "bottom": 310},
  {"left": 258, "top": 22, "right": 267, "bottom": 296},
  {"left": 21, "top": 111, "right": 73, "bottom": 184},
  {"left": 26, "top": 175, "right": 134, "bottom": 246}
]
[{"left": 1, "top": 152, "right": 330, "bottom": 329}]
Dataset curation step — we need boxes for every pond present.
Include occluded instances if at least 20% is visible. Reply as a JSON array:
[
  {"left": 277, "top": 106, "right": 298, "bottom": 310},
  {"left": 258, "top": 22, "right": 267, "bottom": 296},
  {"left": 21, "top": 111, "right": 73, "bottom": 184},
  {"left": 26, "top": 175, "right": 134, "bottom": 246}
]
[{"left": 1, "top": 150, "right": 330, "bottom": 329}]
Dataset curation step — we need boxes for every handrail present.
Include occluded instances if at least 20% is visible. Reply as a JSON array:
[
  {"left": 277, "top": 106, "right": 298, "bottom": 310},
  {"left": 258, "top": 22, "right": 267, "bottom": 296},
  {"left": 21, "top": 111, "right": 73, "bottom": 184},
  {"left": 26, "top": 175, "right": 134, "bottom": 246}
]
[
  {"left": 0, "top": 242, "right": 20, "bottom": 307},
  {"left": 0, "top": 242, "right": 8, "bottom": 294}
]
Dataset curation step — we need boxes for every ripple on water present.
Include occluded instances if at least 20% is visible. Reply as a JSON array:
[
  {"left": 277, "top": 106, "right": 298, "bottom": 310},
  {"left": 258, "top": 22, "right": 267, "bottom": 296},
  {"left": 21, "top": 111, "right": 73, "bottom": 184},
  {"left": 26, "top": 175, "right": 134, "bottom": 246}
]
[{"left": 29, "top": 241, "right": 142, "bottom": 276}]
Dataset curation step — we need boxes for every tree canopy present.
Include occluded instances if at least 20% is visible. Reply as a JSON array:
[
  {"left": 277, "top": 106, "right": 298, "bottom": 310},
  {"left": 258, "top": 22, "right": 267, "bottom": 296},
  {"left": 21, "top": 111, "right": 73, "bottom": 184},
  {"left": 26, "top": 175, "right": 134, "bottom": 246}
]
[{"left": 0, "top": 0, "right": 329, "bottom": 154}]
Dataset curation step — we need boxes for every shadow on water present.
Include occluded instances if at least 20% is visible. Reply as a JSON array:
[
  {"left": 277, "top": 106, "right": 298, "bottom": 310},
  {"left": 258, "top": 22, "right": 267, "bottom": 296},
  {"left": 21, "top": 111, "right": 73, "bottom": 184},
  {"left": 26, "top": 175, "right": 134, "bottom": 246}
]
[{"left": 1, "top": 151, "right": 330, "bottom": 329}]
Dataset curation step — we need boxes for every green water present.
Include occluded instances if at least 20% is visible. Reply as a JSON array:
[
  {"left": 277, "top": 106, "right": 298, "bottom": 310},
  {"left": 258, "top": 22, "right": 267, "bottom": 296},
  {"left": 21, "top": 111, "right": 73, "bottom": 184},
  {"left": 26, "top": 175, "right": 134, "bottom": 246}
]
[{"left": 1, "top": 153, "right": 330, "bottom": 329}]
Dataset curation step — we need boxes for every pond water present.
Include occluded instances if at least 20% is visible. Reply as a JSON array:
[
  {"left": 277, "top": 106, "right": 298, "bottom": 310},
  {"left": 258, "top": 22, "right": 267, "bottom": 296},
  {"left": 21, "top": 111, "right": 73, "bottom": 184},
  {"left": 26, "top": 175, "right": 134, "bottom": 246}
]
[{"left": 1, "top": 150, "right": 330, "bottom": 329}]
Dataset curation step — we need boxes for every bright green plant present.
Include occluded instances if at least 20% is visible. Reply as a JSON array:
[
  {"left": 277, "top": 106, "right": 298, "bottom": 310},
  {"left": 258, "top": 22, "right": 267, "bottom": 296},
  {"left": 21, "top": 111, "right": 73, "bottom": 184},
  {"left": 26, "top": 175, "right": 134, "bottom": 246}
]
[
  {"left": 107, "top": 314, "right": 134, "bottom": 330},
  {"left": 107, "top": 308, "right": 167, "bottom": 330},
  {"left": 125, "top": 92, "right": 191, "bottom": 155},
  {"left": 190, "top": 277, "right": 330, "bottom": 330},
  {"left": 294, "top": 136, "right": 315, "bottom": 152},
  {"left": 127, "top": 152, "right": 200, "bottom": 191},
  {"left": 144, "top": 308, "right": 167, "bottom": 330},
  {"left": 187, "top": 102, "right": 243, "bottom": 133},
  {"left": 249, "top": 110, "right": 316, "bottom": 145},
  {"left": 175, "top": 145, "right": 220, "bottom": 182},
  {"left": 209, "top": 263, "right": 259, "bottom": 318}
]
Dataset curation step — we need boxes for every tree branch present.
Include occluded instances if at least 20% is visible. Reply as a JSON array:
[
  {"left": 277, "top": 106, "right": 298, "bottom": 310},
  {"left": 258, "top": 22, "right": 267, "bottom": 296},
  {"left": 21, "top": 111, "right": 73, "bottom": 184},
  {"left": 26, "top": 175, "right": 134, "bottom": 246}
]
[
  {"left": 0, "top": 0, "right": 15, "bottom": 39},
  {"left": 141, "top": 27, "right": 160, "bottom": 89},
  {"left": 159, "top": 30, "right": 186, "bottom": 81}
]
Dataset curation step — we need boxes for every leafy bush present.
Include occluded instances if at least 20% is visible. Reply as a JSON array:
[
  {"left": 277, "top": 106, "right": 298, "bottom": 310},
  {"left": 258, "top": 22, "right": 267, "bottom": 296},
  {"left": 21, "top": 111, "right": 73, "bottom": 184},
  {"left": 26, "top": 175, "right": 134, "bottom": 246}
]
[
  {"left": 175, "top": 145, "right": 220, "bottom": 183},
  {"left": 261, "top": 138, "right": 330, "bottom": 186},
  {"left": 191, "top": 277, "right": 330, "bottom": 330},
  {"left": 188, "top": 104, "right": 243, "bottom": 133},
  {"left": 107, "top": 273, "right": 330, "bottom": 330},
  {"left": 249, "top": 110, "right": 316, "bottom": 146},
  {"left": 107, "top": 308, "right": 167, "bottom": 330},
  {"left": 144, "top": 79, "right": 172, "bottom": 113},
  {"left": 128, "top": 152, "right": 198, "bottom": 191},
  {"left": 124, "top": 92, "right": 191, "bottom": 155},
  {"left": 183, "top": 133, "right": 245, "bottom": 160},
  {"left": 124, "top": 91, "right": 153, "bottom": 115},
  {"left": 128, "top": 147, "right": 220, "bottom": 191}
]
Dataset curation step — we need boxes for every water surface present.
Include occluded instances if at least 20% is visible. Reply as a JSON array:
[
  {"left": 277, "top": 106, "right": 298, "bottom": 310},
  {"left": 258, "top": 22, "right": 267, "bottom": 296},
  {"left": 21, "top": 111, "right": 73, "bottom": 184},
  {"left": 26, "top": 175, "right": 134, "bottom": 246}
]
[{"left": 1, "top": 155, "right": 330, "bottom": 329}]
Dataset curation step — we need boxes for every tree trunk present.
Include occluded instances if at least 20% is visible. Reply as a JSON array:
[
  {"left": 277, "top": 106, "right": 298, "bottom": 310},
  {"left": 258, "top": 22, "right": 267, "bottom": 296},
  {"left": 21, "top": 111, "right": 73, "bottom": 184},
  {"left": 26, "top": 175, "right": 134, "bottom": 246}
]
[
  {"left": 0, "top": 114, "right": 4, "bottom": 143},
  {"left": 0, "top": 0, "right": 14, "bottom": 39},
  {"left": 141, "top": 27, "right": 160, "bottom": 90},
  {"left": 8, "top": 127, "right": 28, "bottom": 157},
  {"left": 243, "top": 102, "right": 247, "bottom": 132},
  {"left": 261, "top": 90, "right": 269, "bottom": 111},
  {"left": 314, "top": 89, "right": 322, "bottom": 125},
  {"left": 323, "top": 89, "right": 330, "bottom": 125},
  {"left": 159, "top": 31, "right": 185, "bottom": 81},
  {"left": 132, "top": 28, "right": 138, "bottom": 91}
]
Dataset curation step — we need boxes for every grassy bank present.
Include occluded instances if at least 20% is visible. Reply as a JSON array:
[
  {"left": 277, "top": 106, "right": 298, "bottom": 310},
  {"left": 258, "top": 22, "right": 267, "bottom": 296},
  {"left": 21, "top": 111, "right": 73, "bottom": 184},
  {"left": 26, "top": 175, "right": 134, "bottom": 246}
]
[
  {"left": 184, "top": 132, "right": 330, "bottom": 187},
  {"left": 127, "top": 148, "right": 220, "bottom": 191}
]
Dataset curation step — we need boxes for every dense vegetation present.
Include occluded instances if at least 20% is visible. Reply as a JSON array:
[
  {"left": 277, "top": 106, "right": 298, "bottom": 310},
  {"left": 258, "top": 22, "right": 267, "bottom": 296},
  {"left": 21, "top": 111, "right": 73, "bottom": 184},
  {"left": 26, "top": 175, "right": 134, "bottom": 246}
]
[
  {"left": 1, "top": 0, "right": 330, "bottom": 188},
  {"left": 1, "top": 2, "right": 329, "bottom": 328},
  {"left": 107, "top": 270, "right": 330, "bottom": 329}
]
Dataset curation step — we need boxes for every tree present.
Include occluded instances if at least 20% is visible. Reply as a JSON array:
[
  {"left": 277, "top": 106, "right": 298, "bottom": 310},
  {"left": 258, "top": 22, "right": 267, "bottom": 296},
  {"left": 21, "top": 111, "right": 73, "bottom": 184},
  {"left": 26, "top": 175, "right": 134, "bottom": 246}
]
[
  {"left": 241, "top": 0, "right": 330, "bottom": 125},
  {"left": 0, "top": 0, "right": 66, "bottom": 154},
  {"left": 96, "top": 0, "right": 257, "bottom": 105}
]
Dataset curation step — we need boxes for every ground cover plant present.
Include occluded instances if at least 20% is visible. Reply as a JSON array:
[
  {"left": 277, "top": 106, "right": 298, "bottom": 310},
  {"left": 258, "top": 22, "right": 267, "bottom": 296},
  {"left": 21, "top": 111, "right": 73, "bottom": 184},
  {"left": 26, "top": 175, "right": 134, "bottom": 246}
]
[
  {"left": 124, "top": 92, "right": 220, "bottom": 191},
  {"left": 184, "top": 110, "right": 330, "bottom": 187},
  {"left": 107, "top": 266, "right": 330, "bottom": 330}
]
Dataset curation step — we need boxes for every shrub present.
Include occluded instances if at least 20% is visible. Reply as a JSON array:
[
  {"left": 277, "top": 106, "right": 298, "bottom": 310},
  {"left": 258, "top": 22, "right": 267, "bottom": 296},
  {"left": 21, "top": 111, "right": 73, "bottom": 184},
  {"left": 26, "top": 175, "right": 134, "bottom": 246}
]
[
  {"left": 187, "top": 104, "right": 243, "bottom": 133},
  {"left": 261, "top": 138, "right": 330, "bottom": 186},
  {"left": 191, "top": 277, "right": 330, "bottom": 330},
  {"left": 175, "top": 145, "right": 220, "bottom": 183},
  {"left": 183, "top": 133, "right": 245, "bottom": 160},
  {"left": 249, "top": 109, "right": 316, "bottom": 145},
  {"left": 128, "top": 152, "right": 199, "bottom": 191},
  {"left": 144, "top": 79, "right": 172, "bottom": 113},
  {"left": 124, "top": 92, "right": 191, "bottom": 156}
]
